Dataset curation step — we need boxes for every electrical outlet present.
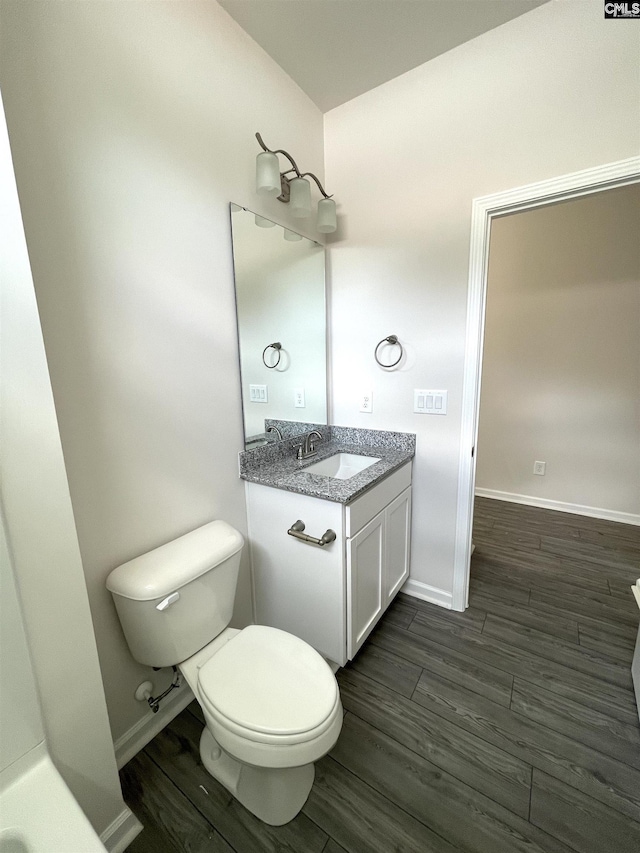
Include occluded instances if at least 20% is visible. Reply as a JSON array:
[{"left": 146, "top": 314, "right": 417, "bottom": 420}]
[
  {"left": 294, "top": 388, "right": 305, "bottom": 408},
  {"left": 360, "top": 391, "right": 373, "bottom": 413},
  {"left": 533, "top": 461, "right": 546, "bottom": 476}
]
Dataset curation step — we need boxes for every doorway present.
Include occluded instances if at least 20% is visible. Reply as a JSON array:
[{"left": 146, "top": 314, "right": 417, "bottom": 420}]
[{"left": 453, "top": 157, "right": 640, "bottom": 612}]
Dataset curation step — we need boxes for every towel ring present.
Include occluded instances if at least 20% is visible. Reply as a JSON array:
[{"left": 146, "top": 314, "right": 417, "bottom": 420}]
[
  {"left": 374, "top": 335, "right": 403, "bottom": 368},
  {"left": 262, "top": 342, "right": 282, "bottom": 368}
]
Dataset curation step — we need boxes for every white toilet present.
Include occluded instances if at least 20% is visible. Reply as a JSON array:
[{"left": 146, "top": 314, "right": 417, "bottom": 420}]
[{"left": 106, "top": 520, "right": 343, "bottom": 826}]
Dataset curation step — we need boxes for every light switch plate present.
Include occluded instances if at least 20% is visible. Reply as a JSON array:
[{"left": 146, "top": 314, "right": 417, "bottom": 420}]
[
  {"left": 249, "top": 384, "right": 268, "bottom": 403},
  {"left": 414, "top": 389, "right": 448, "bottom": 414}
]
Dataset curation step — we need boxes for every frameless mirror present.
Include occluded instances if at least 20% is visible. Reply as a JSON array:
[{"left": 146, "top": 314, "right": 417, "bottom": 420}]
[{"left": 230, "top": 204, "right": 327, "bottom": 449}]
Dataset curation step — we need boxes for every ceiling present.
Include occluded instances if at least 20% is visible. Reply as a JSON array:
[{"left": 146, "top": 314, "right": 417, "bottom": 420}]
[{"left": 218, "top": 0, "right": 549, "bottom": 112}]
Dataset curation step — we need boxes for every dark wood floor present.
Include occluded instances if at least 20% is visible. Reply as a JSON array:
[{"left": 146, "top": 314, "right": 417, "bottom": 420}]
[{"left": 121, "top": 498, "right": 640, "bottom": 853}]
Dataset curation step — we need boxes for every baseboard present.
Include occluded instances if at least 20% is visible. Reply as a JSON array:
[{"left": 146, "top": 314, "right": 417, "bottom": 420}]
[
  {"left": 402, "top": 578, "right": 452, "bottom": 609},
  {"left": 100, "top": 806, "right": 143, "bottom": 853},
  {"left": 114, "top": 682, "right": 195, "bottom": 770},
  {"left": 474, "top": 489, "right": 640, "bottom": 527}
]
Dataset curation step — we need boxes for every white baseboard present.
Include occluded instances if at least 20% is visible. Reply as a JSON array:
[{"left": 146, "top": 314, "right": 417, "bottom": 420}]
[
  {"left": 114, "top": 682, "right": 195, "bottom": 770},
  {"left": 402, "top": 578, "right": 453, "bottom": 609},
  {"left": 475, "top": 489, "right": 640, "bottom": 527},
  {"left": 100, "top": 806, "right": 143, "bottom": 853}
]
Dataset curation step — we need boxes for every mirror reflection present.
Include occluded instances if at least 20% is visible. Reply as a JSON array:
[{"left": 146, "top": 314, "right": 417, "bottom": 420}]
[{"left": 230, "top": 205, "right": 327, "bottom": 449}]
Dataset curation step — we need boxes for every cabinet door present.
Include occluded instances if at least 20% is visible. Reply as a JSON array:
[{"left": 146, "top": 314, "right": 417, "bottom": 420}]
[
  {"left": 246, "top": 484, "right": 346, "bottom": 665},
  {"left": 384, "top": 487, "right": 412, "bottom": 606},
  {"left": 347, "top": 511, "right": 384, "bottom": 659}
]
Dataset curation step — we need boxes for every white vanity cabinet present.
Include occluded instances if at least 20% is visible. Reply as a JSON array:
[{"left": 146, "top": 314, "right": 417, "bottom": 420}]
[{"left": 246, "top": 462, "right": 411, "bottom": 666}]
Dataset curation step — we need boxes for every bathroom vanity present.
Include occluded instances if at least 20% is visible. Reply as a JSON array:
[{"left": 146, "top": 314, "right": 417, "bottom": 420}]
[
  {"left": 241, "top": 426, "right": 415, "bottom": 666},
  {"left": 228, "top": 207, "right": 416, "bottom": 667}
]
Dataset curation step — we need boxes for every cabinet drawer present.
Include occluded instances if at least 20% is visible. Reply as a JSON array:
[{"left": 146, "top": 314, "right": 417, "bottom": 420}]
[{"left": 345, "top": 462, "right": 412, "bottom": 537}]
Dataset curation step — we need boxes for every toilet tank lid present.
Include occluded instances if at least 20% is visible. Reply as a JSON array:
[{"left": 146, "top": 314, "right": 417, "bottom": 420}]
[{"left": 106, "top": 521, "right": 244, "bottom": 601}]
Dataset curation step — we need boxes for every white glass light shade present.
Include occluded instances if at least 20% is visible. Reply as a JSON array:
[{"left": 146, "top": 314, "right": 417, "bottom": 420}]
[
  {"left": 317, "top": 198, "right": 337, "bottom": 233},
  {"left": 256, "top": 151, "right": 281, "bottom": 195},
  {"left": 255, "top": 215, "right": 276, "bottom": 228},
  {"left": 283, "top": 229, "right": 302, "bottom": 241},
  {"left": 289, "top": 177, "right": 312, "bottom": 218}
]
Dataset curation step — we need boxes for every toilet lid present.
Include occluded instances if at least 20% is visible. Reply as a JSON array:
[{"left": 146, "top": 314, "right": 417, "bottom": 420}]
[{"left": 197, "top": 625, "right": 338, "bottom": 737}]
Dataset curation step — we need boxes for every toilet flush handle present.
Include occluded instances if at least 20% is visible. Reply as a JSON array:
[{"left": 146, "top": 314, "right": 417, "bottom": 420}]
[{"left": 156, "top": 592, "right": 180, "bottom": 611}]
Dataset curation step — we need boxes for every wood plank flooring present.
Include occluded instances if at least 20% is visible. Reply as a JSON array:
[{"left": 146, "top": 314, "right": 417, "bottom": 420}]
[{"left": 121, "top": 498, "right": 640, "bottom": 853}]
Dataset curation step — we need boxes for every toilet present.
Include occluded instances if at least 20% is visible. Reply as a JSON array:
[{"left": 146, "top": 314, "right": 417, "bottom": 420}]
[{"left": 106, "top": 520, "right": 343, "bottom": 826}]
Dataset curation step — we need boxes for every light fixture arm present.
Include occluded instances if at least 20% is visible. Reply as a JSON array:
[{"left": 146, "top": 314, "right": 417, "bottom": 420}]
[
  {"left": 255, "top": 132, "right": 332, "bottom": 199},
  {"left": 300, "top": 171, "right": 333, "bottom": 200},
  {"left": 255, "top": 132, "right": 302, "bottom": 177}
]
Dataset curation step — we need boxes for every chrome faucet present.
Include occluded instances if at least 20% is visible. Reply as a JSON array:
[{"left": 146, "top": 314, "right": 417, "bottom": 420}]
[
  {"left": 297, "top": 430, "right": 323, "bottom": 460},
  {"left": 266, "top": 425, "right": 283, "bottom": 441}
]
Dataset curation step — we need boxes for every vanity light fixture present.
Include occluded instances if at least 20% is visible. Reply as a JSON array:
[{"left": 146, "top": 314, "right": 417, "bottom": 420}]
[{"left": 255, "top": 132, "right": 337, "bottom": 233}]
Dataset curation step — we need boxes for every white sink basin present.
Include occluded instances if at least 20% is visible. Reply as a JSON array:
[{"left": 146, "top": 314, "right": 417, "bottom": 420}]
[{"left": 302, "top": 453, "right": 380, "bottom": 480}]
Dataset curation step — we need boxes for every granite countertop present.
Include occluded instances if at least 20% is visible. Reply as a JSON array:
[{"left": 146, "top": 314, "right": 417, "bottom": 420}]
[{"left": 239, "top": 425, "right": 415, "bottom": 504}]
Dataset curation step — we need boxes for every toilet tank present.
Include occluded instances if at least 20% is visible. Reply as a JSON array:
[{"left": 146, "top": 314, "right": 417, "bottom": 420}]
[{"left": 106, "top": 521, "right": 244, "bottom": 667}]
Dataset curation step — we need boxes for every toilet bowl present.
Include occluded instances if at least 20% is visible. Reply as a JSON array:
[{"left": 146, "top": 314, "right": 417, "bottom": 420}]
[
  {"left": 106, "top": 520, "right": 343, "bottom": 825},
  {"left": 180, "top": 624, "right": 342, "bottom": 824}
]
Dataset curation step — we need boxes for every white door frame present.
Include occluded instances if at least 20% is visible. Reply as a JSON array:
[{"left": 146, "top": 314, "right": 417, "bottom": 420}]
[{"left": 451, "top": 155, "right": 640, "bottom": 612}]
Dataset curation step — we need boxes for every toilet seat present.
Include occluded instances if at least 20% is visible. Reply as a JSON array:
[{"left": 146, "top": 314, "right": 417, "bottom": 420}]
[{"left": 197, "top": 625, "right": 339, "bottom": 746}]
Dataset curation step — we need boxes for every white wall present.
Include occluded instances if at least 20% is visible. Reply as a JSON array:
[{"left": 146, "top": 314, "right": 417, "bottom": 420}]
[
  {"left": 324, "top": 0, "right": 640, "bottom": 603},
  {"left": 0, "top": 0, "right": 324, "bottom": 745},
  {"left": 0, "top": 93, "right": 129, "bottom": 836},
  {"left": 0, "top": 517, "right": 43, "bottom": 775},
  {"left": 476, "top": 185, "right": 640, "bottom": 520}
]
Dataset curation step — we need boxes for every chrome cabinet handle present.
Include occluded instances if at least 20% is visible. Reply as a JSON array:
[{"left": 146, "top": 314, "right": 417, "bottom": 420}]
[{"left": 288, "top": 520, "right": 336, "bottom": 547}]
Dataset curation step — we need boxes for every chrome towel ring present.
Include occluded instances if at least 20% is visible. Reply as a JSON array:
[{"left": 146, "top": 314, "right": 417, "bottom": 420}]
[
  {"left": 262, "top": 342, "right": 282, "bottom": 368},
  {"left": 375, "top": 335, "right": 403, "bottom": 368}
]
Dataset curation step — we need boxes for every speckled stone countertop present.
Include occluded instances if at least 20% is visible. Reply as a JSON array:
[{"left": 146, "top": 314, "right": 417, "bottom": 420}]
[{"left": 239, "top": 425, "right": 415, "bottom": 504}]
